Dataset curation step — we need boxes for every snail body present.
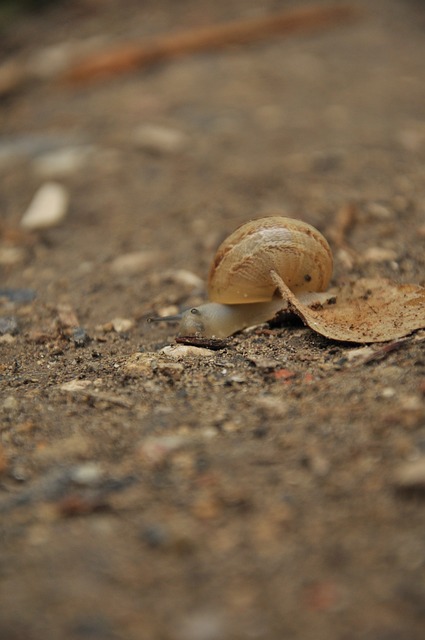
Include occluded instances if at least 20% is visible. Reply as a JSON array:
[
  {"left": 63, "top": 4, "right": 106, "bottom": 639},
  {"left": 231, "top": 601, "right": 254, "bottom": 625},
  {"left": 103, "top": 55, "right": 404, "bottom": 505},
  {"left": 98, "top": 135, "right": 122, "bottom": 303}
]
[{"left": 152, "top": 216, "right": 333, "bottom": 338}]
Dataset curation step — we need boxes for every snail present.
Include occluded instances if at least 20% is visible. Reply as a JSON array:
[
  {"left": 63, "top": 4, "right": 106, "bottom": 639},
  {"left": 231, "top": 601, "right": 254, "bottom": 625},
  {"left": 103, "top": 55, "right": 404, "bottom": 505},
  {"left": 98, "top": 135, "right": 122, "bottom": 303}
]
[{"left": 149, "top": 216, "right": 333, "bottom": 338}]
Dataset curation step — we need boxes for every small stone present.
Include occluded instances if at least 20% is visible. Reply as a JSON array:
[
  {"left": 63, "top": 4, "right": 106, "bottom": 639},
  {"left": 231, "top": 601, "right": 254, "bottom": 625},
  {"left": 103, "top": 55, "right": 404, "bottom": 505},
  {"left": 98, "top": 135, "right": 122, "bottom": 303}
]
[
  {"left": 73, "top": 327, "right": 91, "bottom": 347},
  {"left": 122, "top": 352, "right": 158, "bottom": 377},
  {"left": 20, "top": 182, "right": 69, "bottom": 230},
  {"left": 33, "top": 146, "right": 94, "bottom": 177},
  {"left": 153, "top": 304, "right": 180, "bottom": 318},
  {"left": 60, "top": 380, "right": 92, "bottom": 393},
  {"left": 111, "top": 317, "right": 134, "bottom": 333},
  {"left": 366, "top": 202, "right": 393, "bottom": 219},
  {"left": 0, "top": 334, "right": 16, "bottom": 344},
  {"left": 394, "top": 458, "right": 425, "bottom": 491},
  {"left": 381, "top": 387, "right": 396, "bottom": 399},
  {"left": 273, "top": 369, "right": 296, "bottom": 382},
  {"left": 0, "top": 288, "right": 36, "bottom": 303},
  {"left": 110, "top": 251, "right": 161, "bottom": 276},
  {"left": 249, "top": 356, "right": 281, "bottom": 369},
  {"left": 362, "top": 247, "right": 398, "bottom": 263},
  {"left": 160, "top": 344, "right": 214, "bottom": 358},
  {"left": 70, "top": 463, "right": 103, "bottom": 486},
  {"left": 2, "top": 396, "right": 19, "bottom": 412},
  {"left": 0, "top": 316, "right": 19, "bottom": 335},
  {"left": 162, "top": 269, "right": 204, "bottom": 289},
  {"left": 141, "top": 523, "right": 169, "bottom": 548},
  {"left": 134, "top": 124, "right": 187, "bottom": 154},
  {"left": 345, "top": 346, "right": 375, "bottom": 362}
]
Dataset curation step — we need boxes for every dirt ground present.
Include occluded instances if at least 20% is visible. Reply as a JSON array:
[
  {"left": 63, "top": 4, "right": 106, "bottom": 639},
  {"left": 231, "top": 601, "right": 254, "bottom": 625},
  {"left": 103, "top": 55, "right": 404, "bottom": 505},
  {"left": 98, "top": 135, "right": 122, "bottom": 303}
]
[{"left": 1, "top": 1, "right": 425, "bottom": 638}]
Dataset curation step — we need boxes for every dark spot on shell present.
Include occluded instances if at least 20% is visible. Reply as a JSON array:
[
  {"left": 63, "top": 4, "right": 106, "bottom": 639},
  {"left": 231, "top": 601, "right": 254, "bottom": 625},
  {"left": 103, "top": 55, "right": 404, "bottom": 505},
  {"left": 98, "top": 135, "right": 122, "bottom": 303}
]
[{"left": 304, "top": 274, "right": 312, "bottom": 282}]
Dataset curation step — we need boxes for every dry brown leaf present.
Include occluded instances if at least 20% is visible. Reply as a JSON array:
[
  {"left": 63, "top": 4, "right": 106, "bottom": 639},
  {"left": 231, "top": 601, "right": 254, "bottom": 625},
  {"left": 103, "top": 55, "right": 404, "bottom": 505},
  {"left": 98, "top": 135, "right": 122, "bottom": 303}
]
[{"left": 271, "top": 273, "right": 425, "bottom": 343}]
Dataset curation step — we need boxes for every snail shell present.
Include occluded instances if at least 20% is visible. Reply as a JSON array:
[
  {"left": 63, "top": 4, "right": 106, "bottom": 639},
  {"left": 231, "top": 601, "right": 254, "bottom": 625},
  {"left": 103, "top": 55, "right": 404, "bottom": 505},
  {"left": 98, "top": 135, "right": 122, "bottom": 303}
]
[
  {"left": 208, "top": 216, "right": 333, "bottom": 304},
  {"left": 150, "top": 216, "right": 333, "bottom": 338}
]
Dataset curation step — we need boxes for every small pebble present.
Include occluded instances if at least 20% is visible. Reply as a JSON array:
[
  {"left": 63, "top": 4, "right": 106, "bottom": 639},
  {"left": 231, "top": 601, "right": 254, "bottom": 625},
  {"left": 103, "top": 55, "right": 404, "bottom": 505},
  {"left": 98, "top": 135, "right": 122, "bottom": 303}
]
[
  {"left": 381, "top": 387, "right": 396, "bottom": 399},
  {"left": 60, "top": 380, "right": 92, "bottom": 393},
  {"left": 141, "top": 523, "right": 169, "bottom": 548},
  {"left": 0, "top": 316, "right": 19, "bottom": 335},
  {"left": 394, "top": 458, "right": 425, "bottom": 491},
  {"left": 70, "top": 463, "right": 103, "bottom": 486},
  {"left": 2, "top": 396, "right": 19, "bottom": 412},
  {"left": 111, "top": 317, "right": 134, "bottom": 333},
  {"left": 366, "top": 202, "right": 393, "bottom": 219},
  {"left": 134, "top": 124, "right": 187, "bottom": 155},
  {"left": 110, "top": 251, "right": 161, "bottom": 276},
  {"left": 162, "top": 269, "right": 204, "bottom": 289},
  {"left": 0, "top": 334, "right": 16, "bottom": 344},
  {"left": 73, "top": 327, "right": 91, "bottom": 348},
  {"left": 20, "top": 182, "right": 69, "bottom": 230},
  {"left": 160, "top": 344, "right": 215, "bottom": 358},
  {"left": 249, "top": 356, "right": 281, "bottom": 369},
  {"left": 345, "top": 346, "right": 375, "bottom": 362},
  {"left": 122, "top": 353, "right": 158, "bottom": 377},
  {"left": 362, "top": 247, "right": 398, "bottom": 263},
  {"left": 0, "top": 288, "right": 36, "bottom": 303},
  {"left": 33, "top": 146, "right": 94, "bottom": 177}
]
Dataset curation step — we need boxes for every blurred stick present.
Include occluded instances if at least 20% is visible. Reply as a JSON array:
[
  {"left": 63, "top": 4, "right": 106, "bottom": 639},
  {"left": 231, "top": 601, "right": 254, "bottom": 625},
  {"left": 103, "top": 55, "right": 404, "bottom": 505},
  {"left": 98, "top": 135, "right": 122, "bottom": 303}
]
[{"left": 64, "top": 4, "right": 358, "bottom": 84}]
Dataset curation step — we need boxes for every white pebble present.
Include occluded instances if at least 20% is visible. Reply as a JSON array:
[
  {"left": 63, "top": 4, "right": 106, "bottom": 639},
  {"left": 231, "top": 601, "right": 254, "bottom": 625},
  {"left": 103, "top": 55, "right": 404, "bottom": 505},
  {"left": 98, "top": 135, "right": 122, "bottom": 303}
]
[
  {"left": 366, "top": 202, "right": 393, "bottom": 219},
  {"left": 164, "top": 269, "right": 204, "bottom": 289},
  {"left": 71, "top": 462, "right": 103, "bottom": 486},
  {"left": 381, "top": 387, "right": 396, "bottom": 399},
  {"left": 111, "top": 317, "right": 134, "bottom": 333},
  {"left": 362, "top": 247, "right": 398, "bottom": 263},
  {"left": 20, "top": 182, "right": 69, "bottom": 230},
  {"left": 160, "top": 344, "right": 215, "bottom": 358},
  {"left": 134, "top": 124, "right": 187, "bottom": 154},
  {"left": 110, "top": 251, "right": 161, "bottom": 276},
  {"left": 60, "top": 380, "right": 92, "bottom": 393}
]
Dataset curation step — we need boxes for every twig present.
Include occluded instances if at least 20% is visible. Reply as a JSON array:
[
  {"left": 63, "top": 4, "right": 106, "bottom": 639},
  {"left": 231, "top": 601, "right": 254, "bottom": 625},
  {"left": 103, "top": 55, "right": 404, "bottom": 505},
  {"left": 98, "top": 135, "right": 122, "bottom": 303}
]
[{"left": 64, "top": 4, "right": 358, "bottom": 84}]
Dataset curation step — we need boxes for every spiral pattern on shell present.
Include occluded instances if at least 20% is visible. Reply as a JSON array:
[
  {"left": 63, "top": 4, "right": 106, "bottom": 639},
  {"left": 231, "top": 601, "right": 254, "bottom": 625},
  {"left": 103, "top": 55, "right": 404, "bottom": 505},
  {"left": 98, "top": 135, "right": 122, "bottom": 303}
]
[{"left": 208, "top": 216, "right": 333, "bottom": 304}]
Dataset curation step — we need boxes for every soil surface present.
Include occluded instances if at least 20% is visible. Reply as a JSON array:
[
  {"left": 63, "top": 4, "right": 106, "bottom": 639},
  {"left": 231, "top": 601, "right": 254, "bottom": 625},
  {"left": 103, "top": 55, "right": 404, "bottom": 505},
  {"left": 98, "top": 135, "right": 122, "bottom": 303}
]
[{"left": 1, "top": 1, "right": 425, "bottom": 639}]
